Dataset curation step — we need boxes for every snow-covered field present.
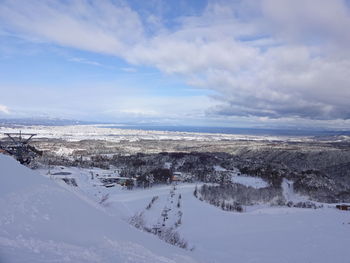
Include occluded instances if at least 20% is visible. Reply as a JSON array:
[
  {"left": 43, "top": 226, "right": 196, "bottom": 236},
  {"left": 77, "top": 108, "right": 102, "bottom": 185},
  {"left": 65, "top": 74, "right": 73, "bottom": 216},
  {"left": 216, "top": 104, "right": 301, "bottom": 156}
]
[
  {"left": 1, "top": 154, "right": 350, "bottom": 263},
  {"left": 0, "top": 124, "right": 314, "bottom": 143},
  {"left": 214, "top": 166, "right": 269, "bottom": 189}
]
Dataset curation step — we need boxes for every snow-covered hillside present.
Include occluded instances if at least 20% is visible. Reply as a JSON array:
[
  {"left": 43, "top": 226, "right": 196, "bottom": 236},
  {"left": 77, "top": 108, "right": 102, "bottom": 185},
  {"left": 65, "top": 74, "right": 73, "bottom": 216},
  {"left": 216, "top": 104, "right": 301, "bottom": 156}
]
[
  {"left": 101, "top": 181, "right": 350, "bottom": 263},
  {"left": 0, "top": 154, "right": 196, "bottom": 263},
  {"left": 1, "top": 154, "right": 350, "bottom": 263}
]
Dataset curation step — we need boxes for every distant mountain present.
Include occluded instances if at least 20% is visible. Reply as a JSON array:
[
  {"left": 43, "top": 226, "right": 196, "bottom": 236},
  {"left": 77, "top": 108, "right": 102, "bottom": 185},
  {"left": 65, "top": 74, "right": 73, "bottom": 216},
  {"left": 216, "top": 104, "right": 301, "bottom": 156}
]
[
  {"left": 1, "top": 118, "right": 350, "bottom": 137},
  {"left": 0, "top": 118, "right": 98, "bottom": 126},
  {"left": 103, "top": 124, "right": 350, "bottom": 137}
]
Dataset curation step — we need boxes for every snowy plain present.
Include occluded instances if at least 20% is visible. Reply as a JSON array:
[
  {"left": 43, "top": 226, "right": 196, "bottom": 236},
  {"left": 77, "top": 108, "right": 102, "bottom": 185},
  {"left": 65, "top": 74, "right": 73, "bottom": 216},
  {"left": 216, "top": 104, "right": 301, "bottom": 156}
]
[
  {"left": 1, "top": 154, "right": 350, "bottom": 263},
  {"left": 0, "top": 124, "right": 315, "bottom": 143}
]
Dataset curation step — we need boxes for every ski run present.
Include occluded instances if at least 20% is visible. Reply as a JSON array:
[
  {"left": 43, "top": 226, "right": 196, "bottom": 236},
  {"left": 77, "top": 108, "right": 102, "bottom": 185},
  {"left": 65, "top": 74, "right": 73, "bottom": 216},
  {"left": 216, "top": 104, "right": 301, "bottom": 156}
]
[{"left": 1, "top": 154, "right": 350, "bottom": 263}]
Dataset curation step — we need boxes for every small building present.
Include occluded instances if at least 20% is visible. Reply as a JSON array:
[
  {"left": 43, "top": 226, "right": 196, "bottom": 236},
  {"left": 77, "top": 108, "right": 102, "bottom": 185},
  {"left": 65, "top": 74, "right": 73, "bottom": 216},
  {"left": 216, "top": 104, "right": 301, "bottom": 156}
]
[
  {"left": 336, "top": 204, "right": 350, "bottom": 211},
  {"left": 172, "top": 172, "right": 184, "bottom": 182},
  {"left": 52, "top": 172, "right": 72, "bottom": 176},
  {"left": 99, "top": 176, "right": 136, "bottom": 187}
]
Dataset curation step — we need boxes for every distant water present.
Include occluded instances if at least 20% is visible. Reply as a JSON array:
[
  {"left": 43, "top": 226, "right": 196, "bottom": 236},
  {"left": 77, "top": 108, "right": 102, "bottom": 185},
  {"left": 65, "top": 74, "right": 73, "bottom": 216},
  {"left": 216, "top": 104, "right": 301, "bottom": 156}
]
[{"left": 102, "top": 125, "right": 350, "bottom": 137}]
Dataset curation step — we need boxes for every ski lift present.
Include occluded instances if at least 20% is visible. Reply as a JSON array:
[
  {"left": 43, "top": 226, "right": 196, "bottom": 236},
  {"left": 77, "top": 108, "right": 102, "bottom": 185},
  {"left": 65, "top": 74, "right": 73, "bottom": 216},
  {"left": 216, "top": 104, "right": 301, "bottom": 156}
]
[{"left": 0, "top": 131, "right": 42, "bottom": 164}]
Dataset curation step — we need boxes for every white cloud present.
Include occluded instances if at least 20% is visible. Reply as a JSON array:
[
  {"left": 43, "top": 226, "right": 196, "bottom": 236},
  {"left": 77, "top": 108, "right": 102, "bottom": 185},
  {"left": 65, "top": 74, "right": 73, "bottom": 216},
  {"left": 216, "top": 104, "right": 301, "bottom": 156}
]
[
  {"left": 261, "top": 0, "right": 350, "bottom": 46},
  {"left": 68, "top": 57, "right": 103, "bottom": 67},
  {"left": 105, "top": 95, "right": 218, "bottom": 119},
  {"left": 124, "top": 0, "right": 350, "bottom": 120},
  {"left": 1, "top": 0, "right": 350, "bottom": 122},
  {"left": 0, "top": 104, "right": 10, "bottom": 114},
  {"left": 0, "top": 0, "right": 144, "bottom": 55},
  {"left": 121, "top": 67, "right": 137, "bottom": 73}
]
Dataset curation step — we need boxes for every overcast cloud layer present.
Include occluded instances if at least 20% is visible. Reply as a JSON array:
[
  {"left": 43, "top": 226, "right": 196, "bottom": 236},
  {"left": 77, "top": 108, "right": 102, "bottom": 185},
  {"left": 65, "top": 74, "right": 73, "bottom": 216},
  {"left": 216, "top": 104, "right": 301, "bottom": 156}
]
[{"left": 1, "top": 0, "right": 350, "bottom": 124}]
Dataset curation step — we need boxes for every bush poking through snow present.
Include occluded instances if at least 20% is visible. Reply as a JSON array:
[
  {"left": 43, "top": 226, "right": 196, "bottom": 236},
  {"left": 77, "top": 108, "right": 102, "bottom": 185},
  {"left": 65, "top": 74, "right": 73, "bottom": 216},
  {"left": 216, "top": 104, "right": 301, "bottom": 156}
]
[
  {"left": 193, "top": 185, "right": 198, "bottom": 198},
  {"left": 61, "top": 178, "right": 78, "bottom": 187},
  {"left": 286, "top": 201, "right": 323, "bottom": 209},
  {"left": 156, "top": 227, "right": 188, "bottom": 249},
  {"left": 129, "top": 213, "right": 189, "bottom": 249},
  {"left": 99, "top": 193, "right": 110, "bottom": 206},
  {"left": 174, "top": 211, "right": 183, "bottom": 228},
  {"left": 177, "top": 194, "right": 182, "bottom": 208},
  {"left": 146, "top": 196, "right": 159, "bottom": 210},
  {"left": 129, "top": 212, "right": 146, "bottom": 230}
]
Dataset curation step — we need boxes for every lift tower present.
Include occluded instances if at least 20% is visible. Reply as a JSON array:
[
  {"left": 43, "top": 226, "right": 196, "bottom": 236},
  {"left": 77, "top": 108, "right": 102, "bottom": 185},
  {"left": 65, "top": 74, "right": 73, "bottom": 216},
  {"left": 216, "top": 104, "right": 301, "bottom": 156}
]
[{"left": 0, "top": 131, "right": 42, "bottom": 164}]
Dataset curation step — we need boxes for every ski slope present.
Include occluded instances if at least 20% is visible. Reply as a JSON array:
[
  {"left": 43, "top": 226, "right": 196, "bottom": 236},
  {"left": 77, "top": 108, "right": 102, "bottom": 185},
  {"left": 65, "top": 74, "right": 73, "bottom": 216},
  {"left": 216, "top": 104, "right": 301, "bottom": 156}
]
[
  {"left": 0, "top": 154, "right": 197, "bottom": 263},
  {"left": 1, "top": 154, "right": 350, "bottom": 263},
  {"left": 107, "top": 183, "right": 350, "bottom": 263}
]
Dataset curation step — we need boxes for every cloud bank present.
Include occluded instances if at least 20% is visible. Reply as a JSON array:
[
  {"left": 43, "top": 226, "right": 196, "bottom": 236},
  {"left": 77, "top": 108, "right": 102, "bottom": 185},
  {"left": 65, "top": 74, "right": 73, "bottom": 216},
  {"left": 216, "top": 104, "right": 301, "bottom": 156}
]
[
  {"left": 1, "top": 0, "right": 350, "bottom": 122},
  {"left": 0, "top": 104, "right": 10, "bottom": 114}
]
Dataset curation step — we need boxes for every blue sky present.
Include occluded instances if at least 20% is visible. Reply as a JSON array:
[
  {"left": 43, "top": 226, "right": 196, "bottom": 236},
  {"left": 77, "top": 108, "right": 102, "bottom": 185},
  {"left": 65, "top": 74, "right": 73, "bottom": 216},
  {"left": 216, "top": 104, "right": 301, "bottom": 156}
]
[{"left": 1, "top": 0, "right": 350, "bottom": 128}]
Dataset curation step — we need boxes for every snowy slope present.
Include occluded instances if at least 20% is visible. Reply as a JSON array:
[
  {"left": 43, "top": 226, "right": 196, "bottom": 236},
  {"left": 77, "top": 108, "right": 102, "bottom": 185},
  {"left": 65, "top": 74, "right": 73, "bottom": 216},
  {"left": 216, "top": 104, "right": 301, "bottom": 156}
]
[
  {"left": 107, "top": 184, "right": 350, "bottom": 263},
  {"left": 0, "top": 154, "right": 197, "bottom": 263},
  {"left": 1, "top": 154, "right": 350, "bottom": 263},
  {"left": 282, "top": 178, "right": 306, "bottom": 202}
]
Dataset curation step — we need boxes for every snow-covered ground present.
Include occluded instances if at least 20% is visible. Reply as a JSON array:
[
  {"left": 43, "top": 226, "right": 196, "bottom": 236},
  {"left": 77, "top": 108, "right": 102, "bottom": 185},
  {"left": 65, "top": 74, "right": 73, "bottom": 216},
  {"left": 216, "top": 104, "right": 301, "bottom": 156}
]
[
  {"left": 282, "top": 178, "right": 307, "bottom": 203},
  {"left": 0, "top": 155, "right": 197, "bottom": 263},
  {"left": 0, "top": 124, "right": 313, "bottom": 143},
  {"left": 1, "top": 154, "right": 350, "bottom": 263},
  {"left": 85, "top": 179, "right": 350, "bottom": 263},
  {"left": 232, "top": 175, "right": 269, "bottom": 189},
  {"left": 214, "top": 165, "right": 269, "bottom": 188}
]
